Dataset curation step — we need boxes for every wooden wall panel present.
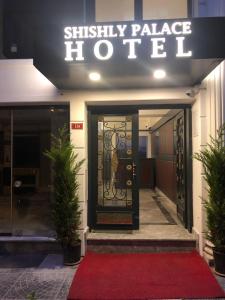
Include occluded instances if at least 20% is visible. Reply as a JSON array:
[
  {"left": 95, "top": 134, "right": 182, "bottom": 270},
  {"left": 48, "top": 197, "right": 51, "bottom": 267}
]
[
  {"left": 159, "top": 120, "right": 174, "bottom": 156},
  {"left": 151, "top": 118, "right": 177, "bottom": 203},
  {"left": 156, "top": 159, "right": 176, "bottom": 202},
  {"left": 139, "top": 158, "right": 155, "bottom": 188}
]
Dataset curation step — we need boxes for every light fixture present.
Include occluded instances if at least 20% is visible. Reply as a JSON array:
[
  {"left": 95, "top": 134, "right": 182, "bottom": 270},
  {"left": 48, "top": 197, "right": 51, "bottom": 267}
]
[
  {"left": 89, "top": 72, "right": 101, "bottom": 81},
  {"left": 153, "top": 69, "right": 166, "bottom": 79}
]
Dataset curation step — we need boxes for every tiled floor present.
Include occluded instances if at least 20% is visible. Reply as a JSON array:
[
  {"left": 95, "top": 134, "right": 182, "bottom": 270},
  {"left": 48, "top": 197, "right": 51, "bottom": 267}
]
[
  {"left": 216, "top": 275, "right": 225, "bottom": 294},
  {"left": 0, "top": 254, "right": 77, "bottom": 300},
  {"left": 88, "top": 189, "right": 195, "bottom": 240}
]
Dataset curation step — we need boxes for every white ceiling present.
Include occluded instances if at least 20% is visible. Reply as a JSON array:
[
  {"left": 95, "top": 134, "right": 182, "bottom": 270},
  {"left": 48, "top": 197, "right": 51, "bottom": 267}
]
[{"left": 139, "top": 109, "right": 169, "bottom": 130}]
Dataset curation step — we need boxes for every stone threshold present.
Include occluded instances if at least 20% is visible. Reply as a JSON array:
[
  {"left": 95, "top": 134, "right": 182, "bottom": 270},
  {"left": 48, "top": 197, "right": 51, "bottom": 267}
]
[
  {"left": 0, "top": 236, "right": 56, "bottom": 242},
  {"left": 87, "top": 238, "right": 196, "bottom": 247}
]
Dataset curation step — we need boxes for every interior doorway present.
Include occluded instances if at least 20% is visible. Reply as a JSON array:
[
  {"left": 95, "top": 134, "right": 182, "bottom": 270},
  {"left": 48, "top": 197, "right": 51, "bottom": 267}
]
[
  {"left": 138, "top": 108, "right": 192, "bottom": 234},
  {"left": 0, "top": 105, "right": 69, "bottom": 236}
]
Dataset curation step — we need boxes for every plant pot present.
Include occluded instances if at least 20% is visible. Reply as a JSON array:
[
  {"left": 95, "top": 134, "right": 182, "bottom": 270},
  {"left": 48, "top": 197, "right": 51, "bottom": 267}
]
[
  {"left": 213, "top": 247, "right": 225, "bottom": 276},
  {"left": 63, "top": 241, "right": 81, "bottom": 266}
]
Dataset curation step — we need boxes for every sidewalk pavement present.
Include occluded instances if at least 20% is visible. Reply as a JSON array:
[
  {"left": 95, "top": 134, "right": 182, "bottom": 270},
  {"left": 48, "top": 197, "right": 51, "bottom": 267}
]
[{"left": 0, "top": 254, "right": 76, "bottom": 300}]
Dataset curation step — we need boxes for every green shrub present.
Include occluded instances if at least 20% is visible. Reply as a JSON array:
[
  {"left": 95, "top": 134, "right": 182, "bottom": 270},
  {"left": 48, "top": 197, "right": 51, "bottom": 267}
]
[
  {"left": 44, "top": 126, "right": 85, "bottom": 247},
  {"left": 194, "top": 124, "right": 225, "bottom": 248}
]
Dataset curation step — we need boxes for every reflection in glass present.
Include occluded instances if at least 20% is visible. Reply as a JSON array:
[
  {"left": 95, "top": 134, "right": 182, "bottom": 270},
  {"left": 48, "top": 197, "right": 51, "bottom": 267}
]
[
  {"left": 0, "top": 110, "right": 12, "bottom": 234},
  {"left": 0, "top": 106, "right": 69, "bottom": 237},
  {"left": 12, "top": 107, "right": 69, "bottom": 236}
]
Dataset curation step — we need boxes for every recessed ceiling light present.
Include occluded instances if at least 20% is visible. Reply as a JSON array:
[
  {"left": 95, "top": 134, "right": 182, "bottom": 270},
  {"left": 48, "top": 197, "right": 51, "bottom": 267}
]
[
  {"left": 89, "top": 72, "right": 101, "bottom": 81},
  {"left": 153, "top": 69, "right": 166, "bottom": 79}
]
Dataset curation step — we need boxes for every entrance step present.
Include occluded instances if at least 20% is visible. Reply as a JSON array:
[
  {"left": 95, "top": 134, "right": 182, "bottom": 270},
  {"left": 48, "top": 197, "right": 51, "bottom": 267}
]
[
  {"left": 87, "top": 238, "right": 196, "bottom": 253},
  {"left": 0, "top": 237, "right": 62, "bottom": 255}
]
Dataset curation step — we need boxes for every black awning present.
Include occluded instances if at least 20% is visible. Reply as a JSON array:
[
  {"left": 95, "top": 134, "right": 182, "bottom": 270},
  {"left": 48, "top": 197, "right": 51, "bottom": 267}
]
[{"left": 33, "top": 17, "right": 225, "bottom": 89}]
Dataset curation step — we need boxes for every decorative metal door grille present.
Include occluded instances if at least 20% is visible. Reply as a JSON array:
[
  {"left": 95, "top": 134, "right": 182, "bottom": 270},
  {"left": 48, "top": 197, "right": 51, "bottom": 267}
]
[
  {"left": 97, "top": 116, "right": 133, "bottom": 209},
  {"left": 175, "top": 113, "right": 186, "bottom": 224}
]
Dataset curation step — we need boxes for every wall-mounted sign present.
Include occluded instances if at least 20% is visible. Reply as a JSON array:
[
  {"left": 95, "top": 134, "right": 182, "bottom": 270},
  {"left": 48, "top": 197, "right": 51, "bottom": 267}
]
[
  {"left": 64, "top": 20, "right": 193, "bottom": 62},
  {"left": 71, "top": 122, "right": 83, "bottom": 130},
  {"left": 33, "top": 17, "right": 225, "bottom": 88}
]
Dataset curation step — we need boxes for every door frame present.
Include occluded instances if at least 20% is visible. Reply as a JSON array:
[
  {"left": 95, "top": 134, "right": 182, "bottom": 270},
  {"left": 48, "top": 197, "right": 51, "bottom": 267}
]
[{"left": 88, "top": 104, "right": 193, "bottom": 232}]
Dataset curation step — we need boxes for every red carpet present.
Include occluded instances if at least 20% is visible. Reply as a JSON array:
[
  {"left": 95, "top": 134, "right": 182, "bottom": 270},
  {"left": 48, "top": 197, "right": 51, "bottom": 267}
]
[{"left": 67, "top": 251, "right": 225, "bottom": 300}]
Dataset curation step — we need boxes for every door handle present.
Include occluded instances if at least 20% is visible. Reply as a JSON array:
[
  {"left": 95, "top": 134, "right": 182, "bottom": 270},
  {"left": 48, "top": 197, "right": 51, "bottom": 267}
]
[
  {"left": 132, "top": 162, "right": 136, "bottom": 179},
  {"left": 14, "top": 180, "right": 22, "bottom": 188}
]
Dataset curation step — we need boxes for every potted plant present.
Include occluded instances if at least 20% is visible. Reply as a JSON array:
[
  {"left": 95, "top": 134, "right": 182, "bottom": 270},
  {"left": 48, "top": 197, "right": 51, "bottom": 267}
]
[
  {"left": 194, "top": 123, "right": 225, "bottom": 276},
  {"left": 45, "top": 126, "right": 85, "bottom": 265}
]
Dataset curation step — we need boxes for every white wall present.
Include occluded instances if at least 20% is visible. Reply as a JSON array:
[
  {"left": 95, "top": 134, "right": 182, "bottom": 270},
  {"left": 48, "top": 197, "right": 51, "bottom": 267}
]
[
  {"left": 0, "top": 59, "right": 58, "bottom": 102},
  {"left": 192, "top": 60, "right": 225, "bottom": 254}
]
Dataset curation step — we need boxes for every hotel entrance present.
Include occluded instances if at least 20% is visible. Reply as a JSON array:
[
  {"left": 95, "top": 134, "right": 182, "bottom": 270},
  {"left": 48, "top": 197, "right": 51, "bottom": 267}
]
[
  {"left": 88, "top": 105, "right": 192, "bottom": 233},
  {"left": 0, "top": 105, "right": 69, "bottom": 236}
]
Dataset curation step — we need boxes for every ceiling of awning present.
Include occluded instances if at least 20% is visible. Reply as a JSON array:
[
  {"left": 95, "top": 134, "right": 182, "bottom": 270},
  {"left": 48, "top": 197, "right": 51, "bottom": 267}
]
[{"left": 34, "top": 57, "right": 222, "bottom": 90}]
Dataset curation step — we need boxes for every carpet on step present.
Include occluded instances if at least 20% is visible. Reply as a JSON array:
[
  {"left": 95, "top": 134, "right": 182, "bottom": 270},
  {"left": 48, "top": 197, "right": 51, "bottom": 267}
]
[{"left": 67, "top": 251, "right": 225, "bottom": 300}]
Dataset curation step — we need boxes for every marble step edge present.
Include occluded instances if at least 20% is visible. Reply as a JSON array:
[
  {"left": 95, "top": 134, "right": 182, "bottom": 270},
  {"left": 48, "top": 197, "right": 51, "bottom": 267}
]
[
  {"left": 0, "top": 236, "right": 56, "bottom": 242},
  {"left": 204, "top": 245, "right": 213, "bottom": 256},
  {"left": 205, "top": 239, "right": 214, "bottom": 248},
  {"left": 87, "top": 238, "right": 196, "bottom": 247}
]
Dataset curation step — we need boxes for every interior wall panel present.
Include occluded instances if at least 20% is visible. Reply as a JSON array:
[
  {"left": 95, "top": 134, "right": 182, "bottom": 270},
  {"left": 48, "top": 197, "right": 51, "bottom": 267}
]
[{"left": 151, "top": 118, "right": 177, "bottom": 203}]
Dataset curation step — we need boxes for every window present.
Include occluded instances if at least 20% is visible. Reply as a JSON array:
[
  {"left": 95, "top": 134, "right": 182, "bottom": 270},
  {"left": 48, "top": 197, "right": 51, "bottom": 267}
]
[
  {"left": 143, "top": 0, "right": 188, "bottom": 20},
  {"left": 139, "top": 136, "right": 147, "bottom": 158},
  {"left": 95, "top": 0, "right": 135, "bottom": 22},
  {"left": 192, "top": 0, "right": 225, "bottom": 17}
]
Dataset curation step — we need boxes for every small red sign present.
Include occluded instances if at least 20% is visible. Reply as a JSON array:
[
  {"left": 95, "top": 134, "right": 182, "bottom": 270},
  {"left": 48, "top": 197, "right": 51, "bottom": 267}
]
[{"left": 71, "top": 122, "right": 83, "bottom": 130}]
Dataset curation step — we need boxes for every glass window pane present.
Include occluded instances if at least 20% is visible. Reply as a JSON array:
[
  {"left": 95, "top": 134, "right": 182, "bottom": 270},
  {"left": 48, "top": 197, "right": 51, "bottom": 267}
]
[
  {"left": 0, "top": 110, "right": 12, "bottom": 234},
  {"left": 96, "top": 0, "right": 134, "bottom": 22},
  {"left": 143, "top": 0, "right": 187, "bottom": 19},
  {"left": 97, "top": 115, "right": 133, "bottom": 208},
  {"left": 12, "top": 106, "right": 69, "bottom": 236}
]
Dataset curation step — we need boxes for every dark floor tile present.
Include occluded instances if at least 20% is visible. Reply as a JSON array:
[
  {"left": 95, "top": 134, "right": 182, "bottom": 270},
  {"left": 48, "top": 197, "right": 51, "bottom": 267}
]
[
  {"left": 38, "top": 254, "right": 63, "bottom": 269},
  {"left": 56, "top": 269, "right": 77, "bottom": 300},
  {"left": 4, "top": 269, "right": 70, "bottom": 299},
  {"left": 0, "top": 254, "right": 46, "bottom": 268}
]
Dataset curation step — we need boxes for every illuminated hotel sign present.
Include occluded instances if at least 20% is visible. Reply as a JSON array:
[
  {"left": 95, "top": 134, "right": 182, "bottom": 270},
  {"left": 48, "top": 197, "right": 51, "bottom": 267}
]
[{"left": 64, "top": 21, "right": 192, "bottom": 62}]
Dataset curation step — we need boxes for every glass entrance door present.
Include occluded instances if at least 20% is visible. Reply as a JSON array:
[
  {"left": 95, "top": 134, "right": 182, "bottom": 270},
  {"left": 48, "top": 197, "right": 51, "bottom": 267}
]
[
  {"left": 89, "top": 112, "right": 139, "bottom": 229},
  {"left": 0, "top": 110, "right": 12, "bottom": 234},
  {"left": 0, "top": 106, "right": 69, "bottom": 236},
  {"left": 12, "top": 108, "right": 53, "bottom": 236}
]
